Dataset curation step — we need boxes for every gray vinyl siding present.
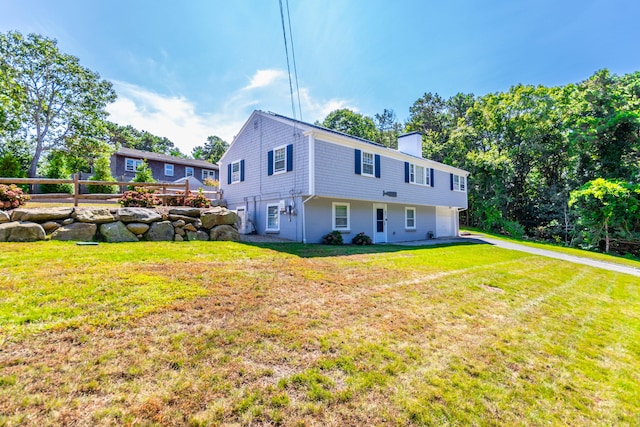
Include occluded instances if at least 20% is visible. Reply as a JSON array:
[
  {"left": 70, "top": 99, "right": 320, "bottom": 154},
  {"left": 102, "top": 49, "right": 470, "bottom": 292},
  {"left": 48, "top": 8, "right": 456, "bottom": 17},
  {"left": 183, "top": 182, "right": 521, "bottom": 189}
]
[
  {"left": 304, "top": 198, "right": 441, "bottom": 244},
  {"left": 222, "top": 113, "right": 309, "bottom": 239},
  {"left": 313, "top": 139, "right": 468, "bottom": 209}
]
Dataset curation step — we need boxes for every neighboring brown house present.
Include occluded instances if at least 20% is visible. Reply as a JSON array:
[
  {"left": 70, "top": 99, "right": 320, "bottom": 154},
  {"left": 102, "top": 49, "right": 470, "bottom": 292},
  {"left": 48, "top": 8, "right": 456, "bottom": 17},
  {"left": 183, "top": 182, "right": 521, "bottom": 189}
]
[{"left": 111, "top": 147, "right": 219, "bottom": 183}]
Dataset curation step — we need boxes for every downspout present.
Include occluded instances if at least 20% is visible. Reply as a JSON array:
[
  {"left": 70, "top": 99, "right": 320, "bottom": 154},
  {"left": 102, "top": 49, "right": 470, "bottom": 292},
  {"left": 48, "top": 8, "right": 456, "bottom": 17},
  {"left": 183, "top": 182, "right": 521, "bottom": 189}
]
[{"left": 302, "top": 132, "right": 316, "bottom": 243}]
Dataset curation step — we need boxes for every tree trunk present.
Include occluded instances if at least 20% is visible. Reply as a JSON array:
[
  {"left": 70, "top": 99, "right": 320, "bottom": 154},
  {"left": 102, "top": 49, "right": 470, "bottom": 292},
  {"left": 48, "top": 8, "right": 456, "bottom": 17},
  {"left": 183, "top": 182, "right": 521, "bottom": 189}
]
[{"left": 604, "top": 220, "right": 610, "bottom": 253}]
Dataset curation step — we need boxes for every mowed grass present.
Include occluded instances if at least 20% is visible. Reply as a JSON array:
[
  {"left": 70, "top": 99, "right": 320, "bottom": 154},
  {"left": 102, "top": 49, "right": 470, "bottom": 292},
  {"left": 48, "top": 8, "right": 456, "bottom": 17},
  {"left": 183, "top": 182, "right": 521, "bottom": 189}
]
[{"left": 0, "top": 241, "right": 639, "bottom": 426}]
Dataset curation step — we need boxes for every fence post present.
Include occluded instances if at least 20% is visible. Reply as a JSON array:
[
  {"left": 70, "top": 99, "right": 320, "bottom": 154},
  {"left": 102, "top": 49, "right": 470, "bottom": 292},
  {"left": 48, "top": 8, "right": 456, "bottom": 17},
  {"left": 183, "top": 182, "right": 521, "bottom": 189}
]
[
  {"left": 73, "top": 173, "right": 79, "bottom": 207},
  {"left": 185, "top": 180, "right": 190, "bottom": 196}
]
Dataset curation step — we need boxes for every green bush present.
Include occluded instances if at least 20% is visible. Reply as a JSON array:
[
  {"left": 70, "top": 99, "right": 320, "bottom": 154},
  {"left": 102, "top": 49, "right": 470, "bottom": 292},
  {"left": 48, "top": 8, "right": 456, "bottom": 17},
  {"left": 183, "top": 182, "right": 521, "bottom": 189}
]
[
  {"left": 322, "top": 230, "right": 344, "bottom": 245},
  {"left": 40, "top": 151, "right": 73, "bottom": 194},
  {"left": 127, "top": 160, "right": 154, "bottom": 190},
  {"left": 351, "top": 232, "right": 372, "bottom": 245},
  {"left": 0, "top": 184, "right": 30, "bottom": 210},
  {"left": 86, "top": 155, "right": 117, "bottom": 193},
  {"left": 118, "top": 188, "right": 161, "bottom": 208}
]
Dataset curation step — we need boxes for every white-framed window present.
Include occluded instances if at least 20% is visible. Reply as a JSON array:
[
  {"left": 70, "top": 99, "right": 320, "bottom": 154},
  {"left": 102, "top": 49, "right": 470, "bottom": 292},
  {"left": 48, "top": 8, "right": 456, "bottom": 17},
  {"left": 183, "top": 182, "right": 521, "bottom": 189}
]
[
  {"left": 164, "top": 163, "right": 174, "bottom": 176},
  {"left": 202, "top": 169, "right": 216, "bottom": 180},
  {"left": 409, "top": 163, "right": 431, "bottom": 186},
  {"left": 266, "top": 204, "right": 279, "bottom": 232},
  {"left": 332, "top": 202, "right": 350, "bottom": 231},
  {"left": 362, "top": 151, "right": 374, "bottom": 176},
  {"left": 185, "top": 167, "right": 194, "bottom": 177},
  {"left": 274, "top": 146, "right": 286, "bottom": 174},
  {"left": 125, "top": 158, "right": 144, "bottom": 172},
  {"left": 453, "top": 174, "right": 466, "bottom": 192},
  {"left": 231, "top": 161, "right": 241, "bottom": 184},
  {"left": 405, "top": 207, "right": 416, "bottom": 230}
]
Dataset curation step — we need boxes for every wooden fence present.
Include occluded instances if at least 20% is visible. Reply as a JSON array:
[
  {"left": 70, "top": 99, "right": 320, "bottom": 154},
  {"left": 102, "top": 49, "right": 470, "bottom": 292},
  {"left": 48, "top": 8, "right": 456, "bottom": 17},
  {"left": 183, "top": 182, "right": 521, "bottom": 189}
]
[{"left": 0, "top": 174, "right": 221, "bottom": 207}]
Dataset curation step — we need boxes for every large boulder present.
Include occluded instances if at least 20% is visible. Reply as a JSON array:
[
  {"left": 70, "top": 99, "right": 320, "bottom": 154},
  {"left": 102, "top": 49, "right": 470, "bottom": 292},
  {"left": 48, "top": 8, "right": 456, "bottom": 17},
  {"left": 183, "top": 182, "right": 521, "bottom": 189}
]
[
  {"left": 145, "top": 221, "right": 175, "bottom": 241},
  {"left": 50, "top": 223, "right": 97, "bottom": 241},
  {"left": 209, "top": 224, "right": 240, "bottom": 241},
  {"left": 201, "top": 207, "right": 237, "bottom": 229},
  {"left": 42, "top": 221, "right": 61, "bottom": 234},
  {"left": 126, "top": 222, "right": 150, "bottom": 235},
  {"left": 168, "top": 214, "right": 200, "bottom": 224},
  {"left": 0, "top": 211, "right": 10, "bottom": 223},
  {"left": 11, "top": 207, "right": 73, "bottom": 222},
  {"left": 116, "top": 208, "right": 162, "bottom": 224},
  {"left": 99, "top": 221, "right": 138, "bottom": 242},
  {"left": 0, "top": 222, "right": 46, "bottom": 242},
  {"left": 168, "top": 207, "right": 201, "bottom": 218},
  {"left": 73, "top": 208, "right": 115, "bottom": 224}
]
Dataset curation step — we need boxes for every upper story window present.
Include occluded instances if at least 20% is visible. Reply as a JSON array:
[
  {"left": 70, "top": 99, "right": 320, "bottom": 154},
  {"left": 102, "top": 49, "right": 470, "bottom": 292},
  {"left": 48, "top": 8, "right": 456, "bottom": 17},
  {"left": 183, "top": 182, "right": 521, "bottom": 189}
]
[
  {"left": 452, "top": 174, "right": 466, "bottom": 192},
  {"left": 268, "top": 144, "right": 293, "bottom": 176},
  {"left": 355, "top": 149, "right": 380, "bottom": 178},
  {"left": 125, "top": 158, "right": 144, "bottom": 172},
  {"left": 164, "top": 163, "right": 174, "bottom": 176},
  {"left": 231, "top": 161, "right": 241, "bottom": 183},
  {"left": 405, "top": 162, "right": 433, "bottom": 187},
  {"left": 274, "top": 146, "right": 286, "bottom": 174},
  {"left": 185, "top": 167, "right": 194, "bottom": 177},
  {"left": 362, "top": 152, "right": 374, "bottom": 176}
]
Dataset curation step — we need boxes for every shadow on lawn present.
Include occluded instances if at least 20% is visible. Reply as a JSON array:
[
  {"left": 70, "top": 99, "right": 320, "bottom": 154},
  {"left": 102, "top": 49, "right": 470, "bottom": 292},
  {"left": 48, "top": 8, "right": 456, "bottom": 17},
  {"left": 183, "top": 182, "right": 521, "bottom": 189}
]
[{"left": 239, "top": 239, "right": 488, "bottom": 259}]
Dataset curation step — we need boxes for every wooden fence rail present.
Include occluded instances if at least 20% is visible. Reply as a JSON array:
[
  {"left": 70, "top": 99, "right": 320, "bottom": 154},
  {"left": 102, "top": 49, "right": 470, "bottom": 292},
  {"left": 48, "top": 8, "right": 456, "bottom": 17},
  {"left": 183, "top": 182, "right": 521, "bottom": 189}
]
[{"left": 0, "top": 174, "right": 221, "bottom": 207}]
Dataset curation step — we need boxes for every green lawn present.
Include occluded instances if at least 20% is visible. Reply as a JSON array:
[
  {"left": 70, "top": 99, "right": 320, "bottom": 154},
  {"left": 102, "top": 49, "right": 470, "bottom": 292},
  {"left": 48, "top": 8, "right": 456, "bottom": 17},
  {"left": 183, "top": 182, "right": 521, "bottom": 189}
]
[{"left": 1, "top": 241, "right": 639, "bottom": 426}]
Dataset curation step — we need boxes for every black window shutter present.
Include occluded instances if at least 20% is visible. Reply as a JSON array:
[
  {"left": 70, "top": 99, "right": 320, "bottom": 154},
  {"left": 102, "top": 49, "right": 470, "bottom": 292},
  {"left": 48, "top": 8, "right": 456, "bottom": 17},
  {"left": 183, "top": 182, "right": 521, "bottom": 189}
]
[
  {"left": 286, "top": 144, "right": 293, "bottom": 171},
  {"left": 450, "top": 173, "right": 454, "bottom": 190},
  {"left": 240, "top": 160, "right": 245, "bottom": 182},
  {"left": 430, "top": 168, "right": 434, "bottom": 187},
  {"left": 375, "top": 154, "right": 381, "bottom": 178},
  {"left": 354, "top": 149, "right": 361, "bottom": 175},
  {"left": 267, "top": 150, "right": 273, "bottom": 176},
  {"left": 404, "top": 162, "right": 410, "bottom": 183},
  {"left": 227, "top": 163, "right": 232, "bottom": 184}
]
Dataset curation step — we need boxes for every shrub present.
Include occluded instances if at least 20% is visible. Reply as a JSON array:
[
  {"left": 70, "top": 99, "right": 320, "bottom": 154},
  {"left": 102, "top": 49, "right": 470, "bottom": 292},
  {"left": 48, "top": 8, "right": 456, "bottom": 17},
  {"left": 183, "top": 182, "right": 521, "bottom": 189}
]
[
  {"left": 118, "top": 188, "right": 161, "bottom": 208},
  {"left": 128, "top": 160, "right": 154, "bottom": 190},
  {"left": 203, "top": 177, "right": 219, "bottom": 187},
  {"left": 351, "top": 232, "right": 372, "bottom": 245},
  {"left": 40, "top": 151, "right": 73, "bottom": 194},
  {"left": 0, "top": 184, "right": 30, "bottom": 210},
  {"left": 500, "top": 220, "right": 525, "bottom": 239},
  {"left": 321, "top": 230, "right": 343, "bottom": 245},
  {"left": 86, "top": 155, "right": 117, "bottom": 194},
  {"left": 166, "top": 189, "right": 211, "bottom": 208}
]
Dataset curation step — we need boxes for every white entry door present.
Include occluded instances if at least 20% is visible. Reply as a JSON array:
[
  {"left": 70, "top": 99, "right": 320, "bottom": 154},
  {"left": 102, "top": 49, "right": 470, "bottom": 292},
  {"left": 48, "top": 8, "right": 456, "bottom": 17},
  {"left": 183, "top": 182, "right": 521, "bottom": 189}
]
[
  {"left": 373, "top": 203, "right": 387, "bottom": 243},
  {"left": 435, "top": 206, "right": 454, "bottom": 237}
]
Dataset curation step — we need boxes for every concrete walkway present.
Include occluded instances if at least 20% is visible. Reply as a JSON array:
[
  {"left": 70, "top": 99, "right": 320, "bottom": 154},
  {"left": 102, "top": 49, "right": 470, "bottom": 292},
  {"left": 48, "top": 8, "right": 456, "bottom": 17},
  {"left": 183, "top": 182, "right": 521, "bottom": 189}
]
[{"left": 396, "top": 235, "right": 640, "bottom": 278}]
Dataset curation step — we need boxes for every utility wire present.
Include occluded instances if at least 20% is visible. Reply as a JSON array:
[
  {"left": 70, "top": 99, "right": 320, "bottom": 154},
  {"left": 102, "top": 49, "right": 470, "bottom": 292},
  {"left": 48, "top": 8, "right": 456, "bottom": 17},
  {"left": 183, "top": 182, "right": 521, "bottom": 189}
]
[
  {"left": 285, "top": 0, "right": 303, "bottom": 122},
  {"left": 279, "top": 0, "right": 297, "bottom": 120}
]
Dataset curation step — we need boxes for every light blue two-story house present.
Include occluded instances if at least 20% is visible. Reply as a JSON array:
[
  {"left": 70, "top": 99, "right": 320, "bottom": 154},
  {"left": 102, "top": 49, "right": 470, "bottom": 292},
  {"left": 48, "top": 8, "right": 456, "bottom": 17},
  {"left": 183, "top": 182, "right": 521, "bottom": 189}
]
[{"left": 220, "top": 110, "right": 469, "bottom": 243}]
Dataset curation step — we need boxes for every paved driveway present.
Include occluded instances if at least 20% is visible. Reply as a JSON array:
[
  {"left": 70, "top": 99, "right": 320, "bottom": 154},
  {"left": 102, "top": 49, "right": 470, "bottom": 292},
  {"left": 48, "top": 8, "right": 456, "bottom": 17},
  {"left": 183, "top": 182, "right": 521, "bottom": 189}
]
[{"left": 396, "top": 235, "right": 640, "bottom": 278}]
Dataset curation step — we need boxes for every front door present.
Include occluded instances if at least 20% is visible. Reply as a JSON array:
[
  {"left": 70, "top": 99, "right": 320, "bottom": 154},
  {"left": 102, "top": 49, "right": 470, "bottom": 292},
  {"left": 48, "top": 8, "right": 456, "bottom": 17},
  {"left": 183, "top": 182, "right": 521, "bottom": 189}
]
[{"left": 373, "top": 203, "right": 387, "bottom": 243}]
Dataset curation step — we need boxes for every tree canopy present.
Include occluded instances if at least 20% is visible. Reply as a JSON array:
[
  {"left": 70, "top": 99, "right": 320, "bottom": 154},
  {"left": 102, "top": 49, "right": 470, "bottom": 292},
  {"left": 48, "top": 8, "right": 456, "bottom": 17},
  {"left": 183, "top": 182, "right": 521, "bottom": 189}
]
[
  {"left": 192, "top": 135, "right": 229, "bottom": 164},
  {"left": 0, "top": 31, "right": 116, "bottom": 177}
]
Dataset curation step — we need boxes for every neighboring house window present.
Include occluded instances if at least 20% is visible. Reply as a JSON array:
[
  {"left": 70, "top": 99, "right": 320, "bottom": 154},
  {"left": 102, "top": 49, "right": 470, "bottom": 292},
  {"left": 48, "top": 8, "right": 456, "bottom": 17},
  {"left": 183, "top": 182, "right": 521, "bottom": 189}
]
[
  {"left": 164, "top": 163, "right": 174, "bottom": 176},
  {"left": 355, "top": 149, "right": 381, "bottom": 178},
  {"left": 202, "top": 169, "right": 216, "bottom": 180},
  {"left": 228, "top": 160, "right": 245, "bottom": 184},
  {"left": 185, "top": 167, "right": 194, "bottom": 177},
  {"left": 405, "top": 162, "right": 434, "bottom": 187},
  {"left": 332, "top": 202, "right": 350, "bottom": 231},
  {"left": 451, "top": 174, "right": 466, "bottom": 192},
  {"left": 268, "top": 144, "right": 293, "bottom": 175},
  {"left": 266, "top": 204, "right": 279, "bottom": 232},
  {"left": 274, "top": 146, "right": 286, "bottom": 173},
  {"left": 125, "top": 158, "right": 143, "bottom": 172},
  {"left": 405, "top": 207, "right": 416, "bottom": 230},
  {"left": 362, "top": 152, "right": 374, "bottom": 176}
]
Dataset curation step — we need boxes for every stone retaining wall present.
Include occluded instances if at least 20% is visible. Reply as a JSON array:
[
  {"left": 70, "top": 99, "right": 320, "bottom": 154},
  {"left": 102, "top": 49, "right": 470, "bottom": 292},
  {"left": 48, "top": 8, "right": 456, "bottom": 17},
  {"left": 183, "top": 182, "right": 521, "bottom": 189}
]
[{"left": 0, "top": 207, "right": 239, "bottom": 242}]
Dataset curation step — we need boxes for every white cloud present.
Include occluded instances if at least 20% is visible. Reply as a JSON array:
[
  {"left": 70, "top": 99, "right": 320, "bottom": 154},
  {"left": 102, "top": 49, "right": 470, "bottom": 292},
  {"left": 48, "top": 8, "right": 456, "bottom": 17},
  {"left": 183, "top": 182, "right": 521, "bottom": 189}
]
[{"left": 106, "top": 70, "right": 355, "bottom": 155}]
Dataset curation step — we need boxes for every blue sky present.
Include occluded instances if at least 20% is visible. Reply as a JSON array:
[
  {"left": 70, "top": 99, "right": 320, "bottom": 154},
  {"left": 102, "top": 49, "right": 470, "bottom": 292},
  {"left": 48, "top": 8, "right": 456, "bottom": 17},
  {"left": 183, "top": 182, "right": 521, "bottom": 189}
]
[{"left": 2, "top": 0, "right": 639, "bottom": 153}]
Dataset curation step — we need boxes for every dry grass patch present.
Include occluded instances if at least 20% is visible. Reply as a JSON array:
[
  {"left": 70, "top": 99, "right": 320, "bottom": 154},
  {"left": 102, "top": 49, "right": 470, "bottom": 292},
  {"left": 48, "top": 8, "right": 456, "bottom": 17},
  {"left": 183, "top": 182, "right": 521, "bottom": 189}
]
[{"left": 1, "top": 241, "right": 639, "bottom": 426}]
